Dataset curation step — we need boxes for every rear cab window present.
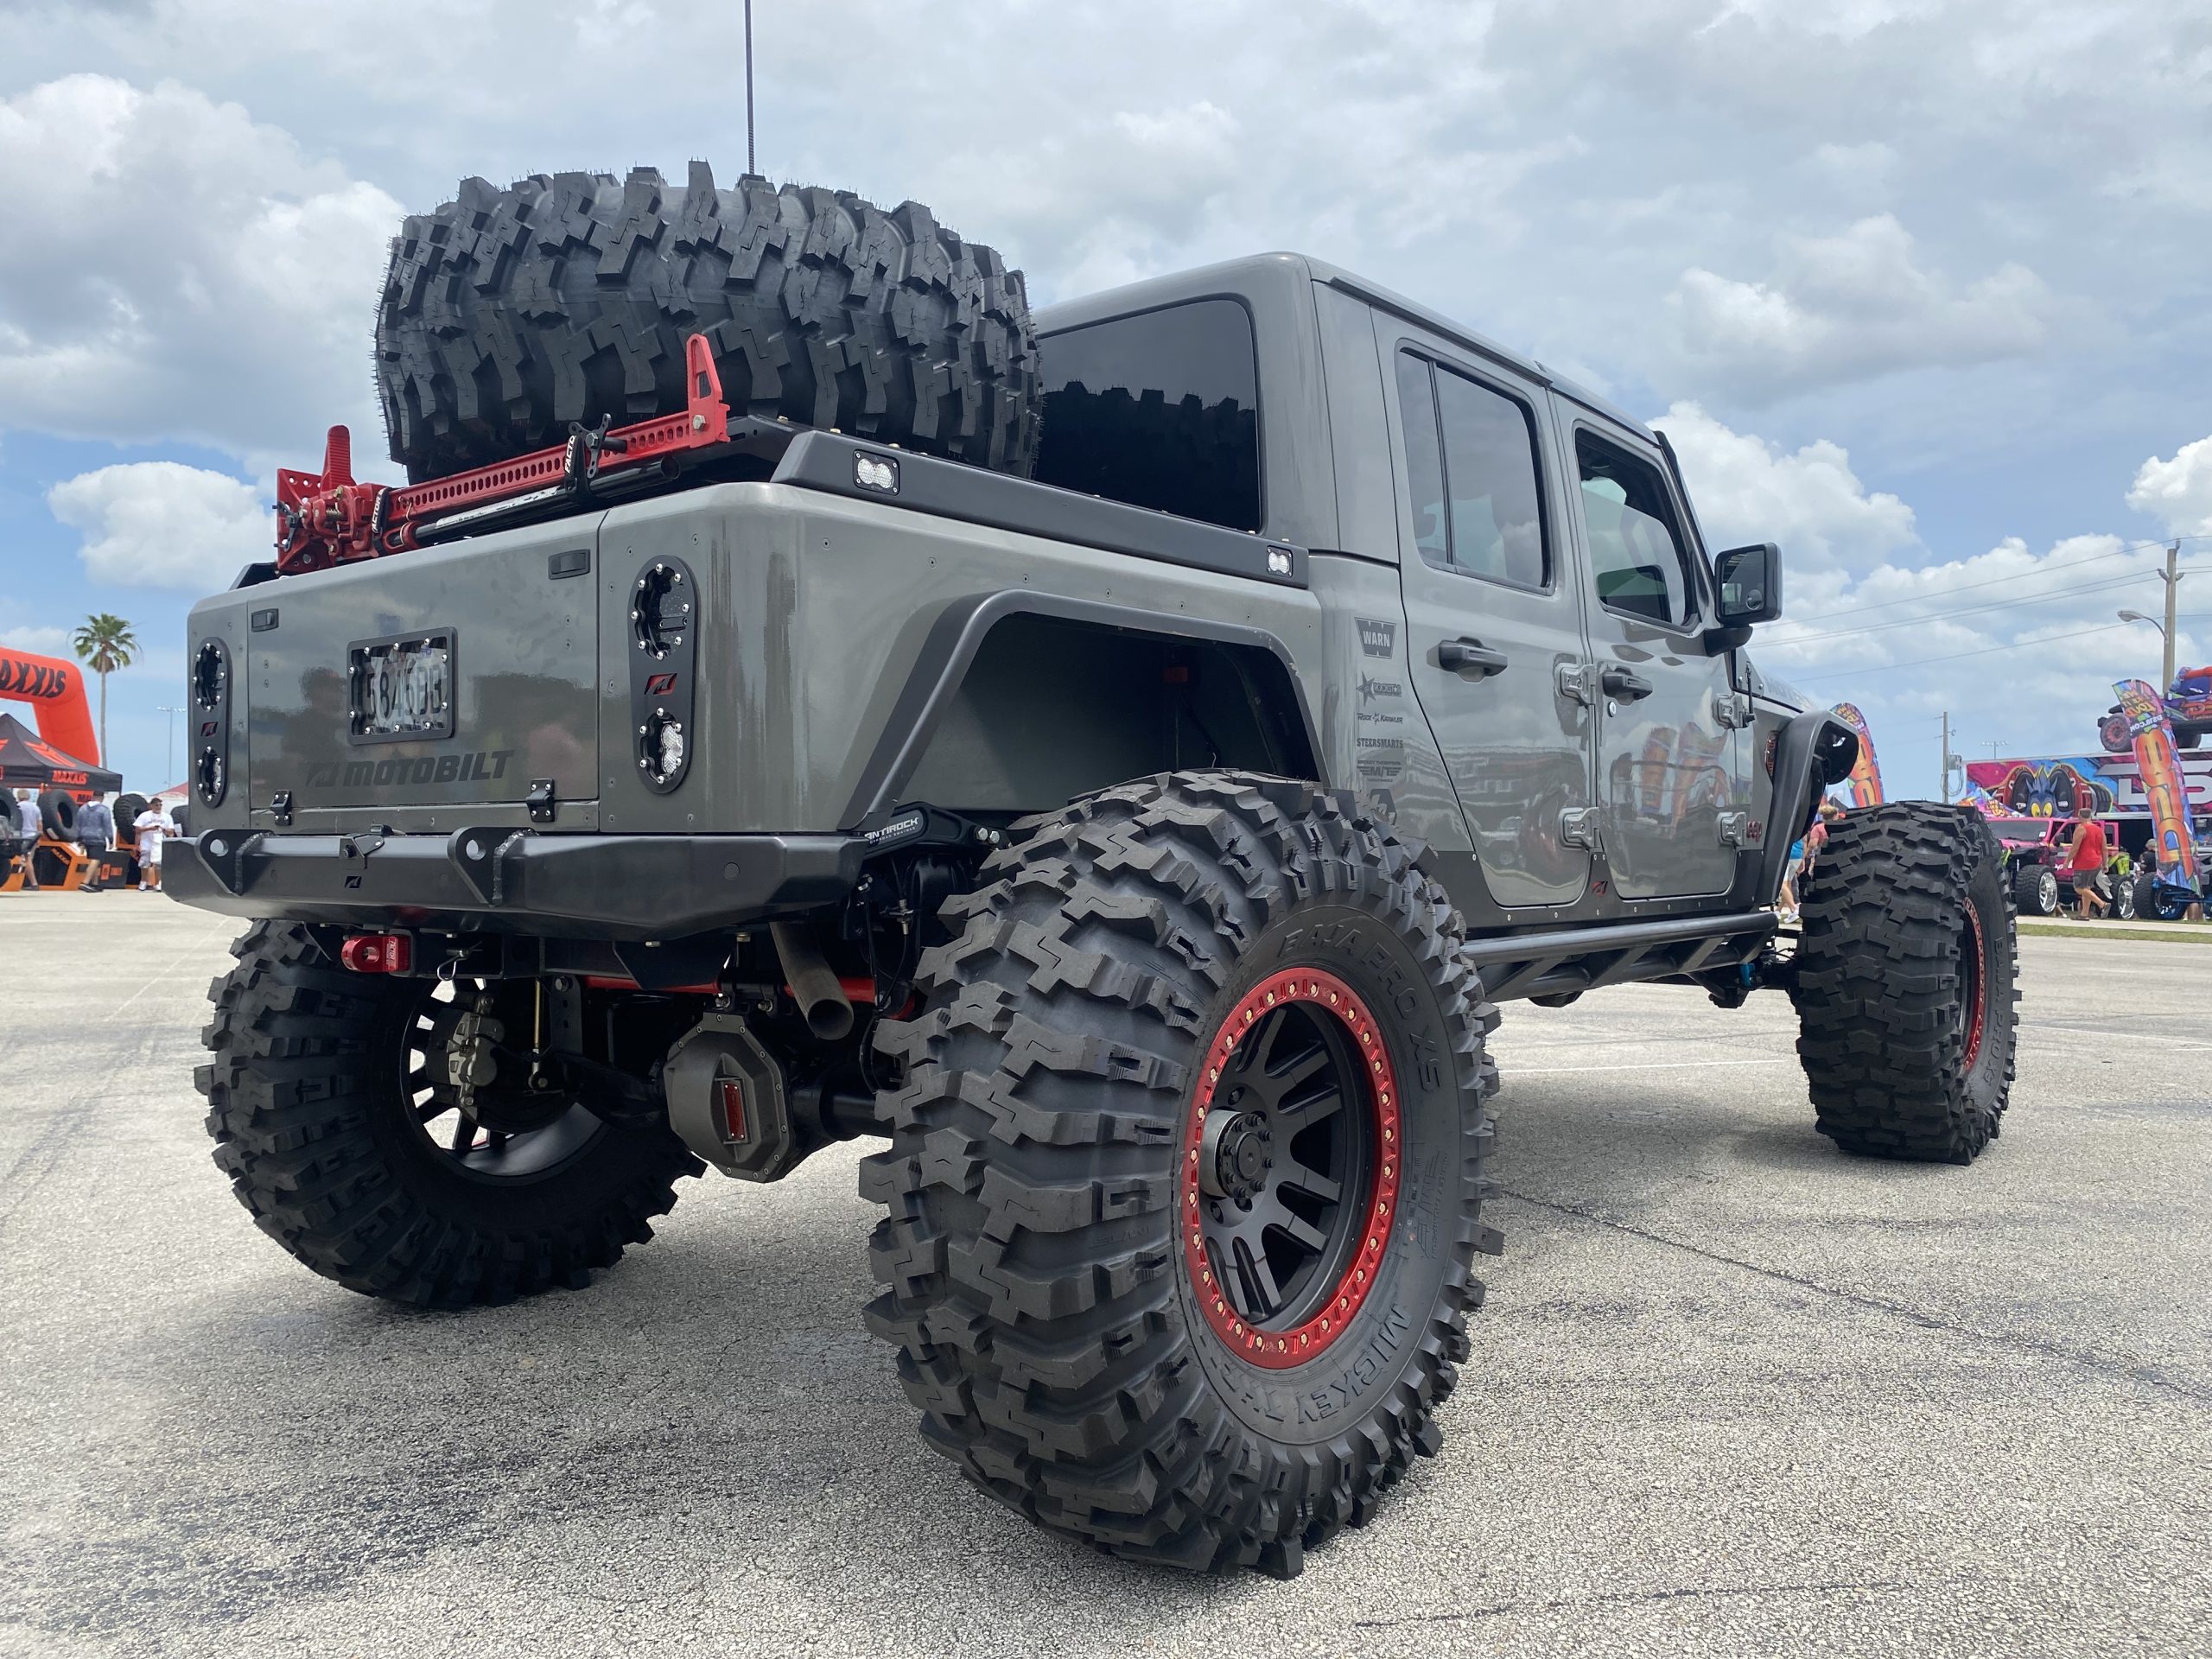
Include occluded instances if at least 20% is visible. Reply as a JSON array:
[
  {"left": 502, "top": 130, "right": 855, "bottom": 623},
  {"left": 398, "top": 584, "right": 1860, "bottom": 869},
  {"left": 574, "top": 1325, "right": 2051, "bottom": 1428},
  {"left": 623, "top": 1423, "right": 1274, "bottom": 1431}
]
[
  {"left": 1394, "top": 350, "right": 1549, "bottom": 588},
  {"left": 1035, "top": 298, "right": 1262, "bottom": 532},
  {"left": 1573, "top": 430, "right": 1700, "bottom": 629}
]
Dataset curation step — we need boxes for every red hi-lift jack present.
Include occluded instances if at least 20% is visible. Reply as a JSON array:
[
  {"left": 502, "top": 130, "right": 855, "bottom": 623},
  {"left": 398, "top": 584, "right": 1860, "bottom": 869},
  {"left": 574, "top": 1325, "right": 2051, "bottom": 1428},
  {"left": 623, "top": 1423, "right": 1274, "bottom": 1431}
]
[{"left": 275, "top": 334, "right": 746, "bottom": 575}]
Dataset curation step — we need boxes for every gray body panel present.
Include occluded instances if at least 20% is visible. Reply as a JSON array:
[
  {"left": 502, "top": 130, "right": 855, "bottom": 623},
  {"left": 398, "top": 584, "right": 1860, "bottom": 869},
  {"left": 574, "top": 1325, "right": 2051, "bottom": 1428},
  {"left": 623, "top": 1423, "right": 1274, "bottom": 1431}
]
[{"left": 183, "top": 250, "right": 1809, "bottom": 961}]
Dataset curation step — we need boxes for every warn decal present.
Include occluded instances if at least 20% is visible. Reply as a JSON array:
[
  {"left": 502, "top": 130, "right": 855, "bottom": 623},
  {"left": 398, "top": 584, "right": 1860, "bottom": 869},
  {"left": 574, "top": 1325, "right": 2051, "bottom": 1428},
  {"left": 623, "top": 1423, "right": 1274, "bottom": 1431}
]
[{"left": 300, "top": 749, "right": 515, "bottom": 791}]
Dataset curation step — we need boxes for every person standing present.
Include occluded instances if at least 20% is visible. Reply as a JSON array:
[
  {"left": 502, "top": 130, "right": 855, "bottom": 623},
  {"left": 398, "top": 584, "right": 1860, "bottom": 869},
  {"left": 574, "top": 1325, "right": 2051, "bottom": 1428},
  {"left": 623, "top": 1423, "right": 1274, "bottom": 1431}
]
[
  {"left": 2065, "top": 816, "right": 2107, "bottom": 919},
  {"left": 12, "top": 788, "right": 41, "bottom": 889},
  {"left": 132, "top": 799, "right": 170, "bottom": 892},
  {"left": 76, "top": 792, "right": 114, "bottom": 890}
]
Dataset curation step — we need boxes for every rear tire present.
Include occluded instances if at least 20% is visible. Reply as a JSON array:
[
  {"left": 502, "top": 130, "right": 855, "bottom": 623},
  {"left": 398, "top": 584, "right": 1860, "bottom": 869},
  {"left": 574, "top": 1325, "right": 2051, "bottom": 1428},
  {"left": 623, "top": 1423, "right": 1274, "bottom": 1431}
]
[
  {"left": 1791, "top": 803, "right": 2018, "bottom": 1163},
  {"left": 861, "top": 772, "right": 1497, "bottom": 1575},
  {"left": 377, "top": 164, "right": 1039, "bottom": 481},
  {"left": 195, "top": 923, "right": 702, "bottom": 1306}
]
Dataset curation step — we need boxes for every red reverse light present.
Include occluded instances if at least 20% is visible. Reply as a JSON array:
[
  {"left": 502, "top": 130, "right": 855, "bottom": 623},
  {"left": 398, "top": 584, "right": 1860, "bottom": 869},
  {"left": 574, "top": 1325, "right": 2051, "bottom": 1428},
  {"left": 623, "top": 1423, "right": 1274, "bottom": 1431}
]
[{"left": 340, "top": 933, "right": 412, "bottom": 975}]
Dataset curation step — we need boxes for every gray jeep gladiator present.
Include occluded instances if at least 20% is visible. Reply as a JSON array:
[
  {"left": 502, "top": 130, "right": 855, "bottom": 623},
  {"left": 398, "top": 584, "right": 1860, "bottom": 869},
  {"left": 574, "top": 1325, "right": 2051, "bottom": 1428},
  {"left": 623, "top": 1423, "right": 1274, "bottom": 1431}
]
[{"left": 170, "top": 168, "right": 2018, "bottom": 1577}]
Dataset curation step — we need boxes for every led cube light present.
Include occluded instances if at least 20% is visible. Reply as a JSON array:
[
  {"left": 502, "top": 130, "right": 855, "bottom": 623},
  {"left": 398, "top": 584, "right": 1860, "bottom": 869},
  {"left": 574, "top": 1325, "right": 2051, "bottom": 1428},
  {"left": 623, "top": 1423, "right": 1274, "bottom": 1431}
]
[{"left": 854, "top": 453, "right": 900, "bottom": 493}]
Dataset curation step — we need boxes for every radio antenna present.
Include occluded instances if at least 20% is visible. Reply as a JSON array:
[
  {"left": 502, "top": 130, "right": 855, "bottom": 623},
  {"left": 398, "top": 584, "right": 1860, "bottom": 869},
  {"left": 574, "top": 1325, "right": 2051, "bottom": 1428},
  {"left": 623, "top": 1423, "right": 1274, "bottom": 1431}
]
[{"left": 745, "top": 0, "right": 757, "bottom": 175}]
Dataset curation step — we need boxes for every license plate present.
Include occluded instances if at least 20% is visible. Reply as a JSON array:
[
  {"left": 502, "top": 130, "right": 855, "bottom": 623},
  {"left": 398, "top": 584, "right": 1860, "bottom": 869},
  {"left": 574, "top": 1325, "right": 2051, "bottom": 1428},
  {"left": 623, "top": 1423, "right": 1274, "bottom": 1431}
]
[{"left": 348, "top": 631, "right": 455, "bottom": 742}]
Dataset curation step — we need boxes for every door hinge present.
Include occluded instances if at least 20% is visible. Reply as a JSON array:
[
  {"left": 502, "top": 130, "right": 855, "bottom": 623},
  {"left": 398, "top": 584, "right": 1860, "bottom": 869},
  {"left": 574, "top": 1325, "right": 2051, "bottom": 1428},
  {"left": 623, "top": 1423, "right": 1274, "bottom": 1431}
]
[
  {"left": 1556, "top": 663, "right": 1599, "bottom": 707},
  {"left": 1713, "top": 690, "right": 1753, "bottom": 729},
  {"left": 526, "top": 779, "right": 557, "bottom": 824},
  {"left": 1718, "top": 810, "right": 1749, "bottom": 847},
  {"left": 1560, "top": 807, "right": 1601, "bottom": 851}
]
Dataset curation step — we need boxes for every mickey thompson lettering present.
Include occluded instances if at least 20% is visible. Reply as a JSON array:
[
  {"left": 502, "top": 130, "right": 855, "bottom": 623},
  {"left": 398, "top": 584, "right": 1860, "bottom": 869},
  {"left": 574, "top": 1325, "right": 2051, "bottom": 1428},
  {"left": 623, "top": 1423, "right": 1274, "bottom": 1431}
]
[{"left": 300, "top": 749, "right": 514, "bottom": 791}]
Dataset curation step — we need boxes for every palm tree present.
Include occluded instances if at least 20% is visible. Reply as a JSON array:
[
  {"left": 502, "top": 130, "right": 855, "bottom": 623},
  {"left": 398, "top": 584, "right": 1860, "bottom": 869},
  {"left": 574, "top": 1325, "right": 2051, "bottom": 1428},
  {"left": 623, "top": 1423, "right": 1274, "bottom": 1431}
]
[{"left": 71, "top": 613, "right": 138, "bottom": 765}]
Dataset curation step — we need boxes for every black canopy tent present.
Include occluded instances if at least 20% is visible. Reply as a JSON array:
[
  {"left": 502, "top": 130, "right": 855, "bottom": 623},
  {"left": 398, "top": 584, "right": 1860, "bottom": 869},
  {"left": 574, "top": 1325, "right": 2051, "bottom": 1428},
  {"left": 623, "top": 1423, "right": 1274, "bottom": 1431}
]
[{"left": 0, "top": 711, "right": 121, "bottom": 795}]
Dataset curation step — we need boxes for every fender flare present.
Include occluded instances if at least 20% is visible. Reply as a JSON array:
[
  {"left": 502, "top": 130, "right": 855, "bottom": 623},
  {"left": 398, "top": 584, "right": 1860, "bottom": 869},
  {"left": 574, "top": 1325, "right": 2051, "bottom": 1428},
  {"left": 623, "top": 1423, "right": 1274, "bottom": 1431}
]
[
  {"left": 1759, "top": 709, "right": 1859, "bottom": 904},
  {"left": 838, "top": 591, "right": 1324, "bottom": 829}
]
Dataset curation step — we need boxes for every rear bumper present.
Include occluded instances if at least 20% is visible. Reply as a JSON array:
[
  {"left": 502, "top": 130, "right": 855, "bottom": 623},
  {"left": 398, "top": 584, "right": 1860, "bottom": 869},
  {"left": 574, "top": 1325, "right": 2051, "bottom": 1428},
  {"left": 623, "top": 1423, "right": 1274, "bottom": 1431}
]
[{"left": 164, "top": 827, "right": 866, "bottom": 939}]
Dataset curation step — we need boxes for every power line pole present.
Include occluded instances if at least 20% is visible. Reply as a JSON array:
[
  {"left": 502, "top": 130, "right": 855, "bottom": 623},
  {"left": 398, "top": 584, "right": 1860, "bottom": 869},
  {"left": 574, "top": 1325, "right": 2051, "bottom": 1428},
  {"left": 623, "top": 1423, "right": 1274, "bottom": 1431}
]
[
  {"left": 2159, "top": 538, "right": 2183, "bottom": 690},
  {"left": 156, "top": 705, "right": 181, "bottom": 786},
  {"left": 744, "top": 0, "right": 756, "bottom": 176},
  {"left": 1941, "top": 709, "right": 1951, "bottom": 802}
]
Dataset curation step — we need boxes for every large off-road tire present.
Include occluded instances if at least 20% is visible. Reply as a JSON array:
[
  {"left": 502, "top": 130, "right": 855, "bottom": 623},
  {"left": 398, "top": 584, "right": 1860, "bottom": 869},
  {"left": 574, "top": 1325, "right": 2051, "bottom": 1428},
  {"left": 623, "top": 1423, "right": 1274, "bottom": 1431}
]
[
  {"left": 36, "top": 788, "right": 76, "bottom": 841},
  {"left": 2010, "top": 861, "right": 2058, "bottom": 917},
  {"left": 1791, "top": 802, "right": 2018, "bottom": 1163},
  {"left": 377, "top": 163, "right": 1039, "bottom": 482},
  {"left": 861, "top": 772, "right": 1498, "bottom": 1575},
  {"left": 195, "top": 923, "right": 702, "bottom": 1306}
]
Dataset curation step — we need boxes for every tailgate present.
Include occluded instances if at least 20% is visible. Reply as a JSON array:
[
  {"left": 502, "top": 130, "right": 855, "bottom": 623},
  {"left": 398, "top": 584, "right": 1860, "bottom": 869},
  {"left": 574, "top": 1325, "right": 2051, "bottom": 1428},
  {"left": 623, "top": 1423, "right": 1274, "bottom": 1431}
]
[{"left": 245, "top": 523, "right": 601, "bottom": 817}]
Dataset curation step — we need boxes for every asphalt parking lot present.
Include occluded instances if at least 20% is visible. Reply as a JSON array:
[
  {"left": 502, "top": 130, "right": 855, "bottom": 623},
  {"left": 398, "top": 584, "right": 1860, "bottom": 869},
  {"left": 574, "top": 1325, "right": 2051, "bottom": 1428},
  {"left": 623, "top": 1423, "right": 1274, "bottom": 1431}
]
[{"left": 3, "top": 894, "right": 2206, "bottom": 1658}]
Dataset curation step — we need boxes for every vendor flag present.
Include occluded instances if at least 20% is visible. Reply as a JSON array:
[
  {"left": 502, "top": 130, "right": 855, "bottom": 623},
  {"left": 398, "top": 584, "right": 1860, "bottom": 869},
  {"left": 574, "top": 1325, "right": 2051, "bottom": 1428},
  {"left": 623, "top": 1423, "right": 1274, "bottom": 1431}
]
[
  {"left": 2113, "top": 678, "right": 2201, "bottom": 889},
  {"left": 1828, "top": 702, "right": 1885, "bottom": 806}
]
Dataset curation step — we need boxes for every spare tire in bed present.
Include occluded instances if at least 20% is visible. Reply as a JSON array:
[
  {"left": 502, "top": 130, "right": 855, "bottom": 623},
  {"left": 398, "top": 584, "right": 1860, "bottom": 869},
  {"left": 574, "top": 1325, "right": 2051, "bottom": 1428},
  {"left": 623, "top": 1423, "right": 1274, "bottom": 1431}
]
[{"left": 376, "top": 164, "right": 1040, "bottom": 482}]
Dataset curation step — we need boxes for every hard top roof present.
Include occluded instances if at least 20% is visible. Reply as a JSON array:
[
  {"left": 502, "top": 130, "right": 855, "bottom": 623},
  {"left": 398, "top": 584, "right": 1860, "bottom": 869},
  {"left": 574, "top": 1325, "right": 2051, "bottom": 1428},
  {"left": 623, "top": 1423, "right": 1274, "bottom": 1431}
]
[{"left": 1032, "top": 251, "right": 1653, "bottom": 441}]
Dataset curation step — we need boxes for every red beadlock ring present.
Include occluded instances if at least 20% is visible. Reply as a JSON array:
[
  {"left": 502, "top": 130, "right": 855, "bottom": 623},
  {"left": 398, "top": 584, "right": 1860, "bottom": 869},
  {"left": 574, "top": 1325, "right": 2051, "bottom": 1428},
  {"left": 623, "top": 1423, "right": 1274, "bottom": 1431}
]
[{"left": 1179, "top": 967, "right": 1401, "bottom": 1370}]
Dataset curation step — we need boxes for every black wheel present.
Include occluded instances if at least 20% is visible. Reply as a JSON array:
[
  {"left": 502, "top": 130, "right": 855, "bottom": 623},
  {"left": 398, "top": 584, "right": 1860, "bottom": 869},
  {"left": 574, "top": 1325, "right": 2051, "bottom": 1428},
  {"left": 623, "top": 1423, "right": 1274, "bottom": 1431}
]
[
  {"left": 196, "top": 923, "right": 702, "bottom": 1306},
  {"left": 2099, "top": 712, "right": 2132, "bottom": 753},
  {"left": 36, "top": 788, "right": 76, "bottom": 841},
  {"left": 861, "top": 772, "right": 1498, "bottom": 1576},
  {"left": 2010, "top": 861, "right": 2058, "bottom": 917},
  {"left": 2112, "top": 873, "right": 2137, "bottom": 920},
  {"left": 377, "top": 164, "right": 1039, "bottom": 482},
  {"left": 1791, "top": 802, "right": 2018, "bottom": 1164}
]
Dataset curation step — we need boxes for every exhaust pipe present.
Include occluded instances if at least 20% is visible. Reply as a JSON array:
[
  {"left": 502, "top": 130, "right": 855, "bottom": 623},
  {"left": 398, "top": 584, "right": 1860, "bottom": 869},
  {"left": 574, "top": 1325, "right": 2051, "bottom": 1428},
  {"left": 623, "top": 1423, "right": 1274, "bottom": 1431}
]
[{"left": 771, "top": 920, "right": 854, "bottom": 1042}]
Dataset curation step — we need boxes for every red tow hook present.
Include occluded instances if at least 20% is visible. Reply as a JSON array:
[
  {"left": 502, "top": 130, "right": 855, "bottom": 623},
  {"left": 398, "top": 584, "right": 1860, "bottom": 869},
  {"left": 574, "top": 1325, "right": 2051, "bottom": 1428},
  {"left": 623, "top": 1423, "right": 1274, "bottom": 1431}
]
[{"left": 339, "top": 932, "right": 413, "bottom": 974}]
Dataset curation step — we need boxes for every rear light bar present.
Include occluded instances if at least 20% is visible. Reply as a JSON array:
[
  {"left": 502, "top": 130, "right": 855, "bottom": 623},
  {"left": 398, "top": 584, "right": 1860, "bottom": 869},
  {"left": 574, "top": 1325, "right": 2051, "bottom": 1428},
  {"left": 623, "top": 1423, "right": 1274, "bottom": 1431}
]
[{"left": 274, "top": 334, "right": 734, "bottom": 575}]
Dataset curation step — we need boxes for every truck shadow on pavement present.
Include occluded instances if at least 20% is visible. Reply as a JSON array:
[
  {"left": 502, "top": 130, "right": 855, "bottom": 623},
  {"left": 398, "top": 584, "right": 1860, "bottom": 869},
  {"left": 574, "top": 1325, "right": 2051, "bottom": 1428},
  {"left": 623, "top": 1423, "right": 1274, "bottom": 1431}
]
[{"left": 52, "top": 1166, "right": 1267, "bottom": 1648}]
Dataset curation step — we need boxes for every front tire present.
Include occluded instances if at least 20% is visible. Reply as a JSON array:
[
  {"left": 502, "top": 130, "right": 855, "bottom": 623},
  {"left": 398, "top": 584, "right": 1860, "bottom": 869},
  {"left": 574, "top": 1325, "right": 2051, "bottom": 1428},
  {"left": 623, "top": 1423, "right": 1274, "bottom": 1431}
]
[
  {"left": 2011, "top": 861, "right": 2058, "bottom": 917},
  {"left": 1791, "top": 803, "right": 2018, "bottom": 1163},
  {"left": 861, "top": 773, "right": 1497, "bottom": 1575},
  {"left": 196, "top": 923, "right": 702, "bottom": 1306}
]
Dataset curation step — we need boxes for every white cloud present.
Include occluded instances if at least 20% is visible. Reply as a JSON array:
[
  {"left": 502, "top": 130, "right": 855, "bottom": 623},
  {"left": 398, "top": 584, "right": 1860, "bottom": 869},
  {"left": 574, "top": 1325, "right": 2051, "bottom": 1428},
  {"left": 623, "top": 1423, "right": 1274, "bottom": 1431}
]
[
  {"left": 0, "top": 74, "right": 399, "bottom": 467},
  {"left": 2126, "top": 435, "right": 2212, "bottom": 539},
  {"left": 1671, "top": 216, "right": 2057, "bottom": 400},
  {"left": 1654, "top": 401, "right": 1918, "bottom": 570},
  {"left": 1, "top": 624, "right": 72, "bottom": 657},
  {"left": 47, "top": 461, "right": 268, "bottom": 590}
]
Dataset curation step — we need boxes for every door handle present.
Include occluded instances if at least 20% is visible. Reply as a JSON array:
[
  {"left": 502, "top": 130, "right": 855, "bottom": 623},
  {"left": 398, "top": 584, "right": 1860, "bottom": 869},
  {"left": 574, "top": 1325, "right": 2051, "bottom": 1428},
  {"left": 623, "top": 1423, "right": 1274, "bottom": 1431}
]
[
  {"left": 1438, "top": 638, "right": 1509, "bottom": 678},
  {"left": 1600, "top": 664, "right": 1653, "bottom": 702}
]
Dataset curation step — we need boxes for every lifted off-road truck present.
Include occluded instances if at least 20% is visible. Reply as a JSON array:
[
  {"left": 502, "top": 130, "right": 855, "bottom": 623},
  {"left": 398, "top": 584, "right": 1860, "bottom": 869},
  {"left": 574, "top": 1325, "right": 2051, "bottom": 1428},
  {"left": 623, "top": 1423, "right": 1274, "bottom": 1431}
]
[{"left": 171, "top": 168, "right": 2018, "bottom": 1576}]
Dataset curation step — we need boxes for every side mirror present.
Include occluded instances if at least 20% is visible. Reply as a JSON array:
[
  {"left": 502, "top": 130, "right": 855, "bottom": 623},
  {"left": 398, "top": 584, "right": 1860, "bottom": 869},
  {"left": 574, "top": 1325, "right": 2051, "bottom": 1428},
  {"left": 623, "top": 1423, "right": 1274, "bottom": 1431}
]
[{"left": 1706, "top": 542, "right": 1782, "bottom": 652}]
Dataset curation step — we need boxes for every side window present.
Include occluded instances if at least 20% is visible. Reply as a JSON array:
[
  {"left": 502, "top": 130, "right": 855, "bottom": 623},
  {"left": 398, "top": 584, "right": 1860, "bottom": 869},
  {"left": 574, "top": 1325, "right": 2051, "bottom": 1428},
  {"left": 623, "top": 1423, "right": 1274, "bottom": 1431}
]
[
  {"left": 1435, "top": 366, "right": 1548, "bottom": 589},
  {"left": 1576, "top": 433, "right": 1695, "bottom": 627},
  {"left": 1395, "top": 350, "right": 1548, "bottom": 587},
  {"left": 1395, "top": 353, "right": 1449, "bottom": 566}
]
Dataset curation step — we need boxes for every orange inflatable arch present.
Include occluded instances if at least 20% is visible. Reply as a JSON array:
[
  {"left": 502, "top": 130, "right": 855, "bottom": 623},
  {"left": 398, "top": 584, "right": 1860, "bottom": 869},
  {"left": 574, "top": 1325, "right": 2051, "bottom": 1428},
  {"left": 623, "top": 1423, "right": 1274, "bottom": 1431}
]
[{"left": 0, "top": 646, "right": 101, "bottom": 768}]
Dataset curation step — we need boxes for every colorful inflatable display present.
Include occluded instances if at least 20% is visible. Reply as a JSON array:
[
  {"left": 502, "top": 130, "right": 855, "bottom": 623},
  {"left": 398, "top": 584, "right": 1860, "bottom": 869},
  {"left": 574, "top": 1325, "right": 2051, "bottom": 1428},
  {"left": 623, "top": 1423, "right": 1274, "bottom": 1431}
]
[
  {"left": 2114, "top": 677, "right": 2202, "bottom": 891},
  {"left": 1828, "top": 702, "right": 1885, "bottom": 806}
]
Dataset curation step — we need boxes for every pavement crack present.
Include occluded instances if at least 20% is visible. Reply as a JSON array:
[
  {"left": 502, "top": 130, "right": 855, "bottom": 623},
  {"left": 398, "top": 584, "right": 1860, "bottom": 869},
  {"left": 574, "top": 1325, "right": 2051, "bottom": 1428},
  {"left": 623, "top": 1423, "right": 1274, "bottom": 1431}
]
[
  {"left": 1354, "top": 1575, "right": 1927, "bottom": 1628},
  {"left": 1493, "top": 1186, "right": 2212, "bottom": 1405}
]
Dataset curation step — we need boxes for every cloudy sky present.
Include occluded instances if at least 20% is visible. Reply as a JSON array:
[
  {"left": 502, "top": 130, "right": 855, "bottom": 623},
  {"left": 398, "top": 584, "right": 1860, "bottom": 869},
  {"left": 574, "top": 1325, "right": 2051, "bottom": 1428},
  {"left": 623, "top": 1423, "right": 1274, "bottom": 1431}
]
[{"left": 2, "top": 0, "right": 2209, "bottom": 796}]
